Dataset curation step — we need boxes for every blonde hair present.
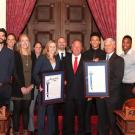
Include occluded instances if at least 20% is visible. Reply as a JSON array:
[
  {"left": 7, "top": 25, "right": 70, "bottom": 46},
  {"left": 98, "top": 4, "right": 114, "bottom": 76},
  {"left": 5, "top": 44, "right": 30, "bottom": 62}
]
[
  {"left": 43, "top": 40, "right": 57, "bottom": 58},
  {"left": 16, "top": 34, "right": 31, "bottom": 55}
]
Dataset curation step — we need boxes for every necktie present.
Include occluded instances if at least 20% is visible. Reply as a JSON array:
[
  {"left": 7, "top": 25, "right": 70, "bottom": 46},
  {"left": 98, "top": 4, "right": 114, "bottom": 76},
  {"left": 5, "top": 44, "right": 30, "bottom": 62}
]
[
  {"left": 73, "top": 57, "right": 78, "bottom": 74},
  {"left": 61, "top": 53, "right": 64, "bottom": 60},
  {"left": 106, "top": 54, "right": 109, "bottom": 60}
]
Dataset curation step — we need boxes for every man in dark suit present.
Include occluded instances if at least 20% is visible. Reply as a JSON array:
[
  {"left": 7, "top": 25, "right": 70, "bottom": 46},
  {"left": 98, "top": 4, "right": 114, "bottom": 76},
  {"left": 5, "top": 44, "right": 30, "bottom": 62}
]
[
  {"left": 57, "top": 37, "right": 70, "bottom": 69},
  {"left": 63, "top": 40, "right": 85, "bottom": 135},
  {"left": 0, "top": 28, "right": 14, "bottom": 107},
  {"left": 96, "top": 38, "right": 124, "bottom": 135},
  {"left": 55, "top": 37, "right": 71, "bottom": 135},
  {"left": 83, "top": 32, "right": 106, "bottom": 135}
]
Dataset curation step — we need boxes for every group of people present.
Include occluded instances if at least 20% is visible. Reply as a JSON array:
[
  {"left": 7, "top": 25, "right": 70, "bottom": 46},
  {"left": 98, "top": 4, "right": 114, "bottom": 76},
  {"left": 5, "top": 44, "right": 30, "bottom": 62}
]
[{"left": 0, "top": 27, "right": 135, "bottom": 135}]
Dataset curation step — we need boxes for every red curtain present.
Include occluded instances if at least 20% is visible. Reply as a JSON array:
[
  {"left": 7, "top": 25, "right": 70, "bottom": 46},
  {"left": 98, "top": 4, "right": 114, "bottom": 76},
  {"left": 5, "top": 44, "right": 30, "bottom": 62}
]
[
  {"left": 87, "top": 0, "right": 116, "bottom": 39},
  {"left": 6, "top": 0, "right": 36, "bottom": 37}
]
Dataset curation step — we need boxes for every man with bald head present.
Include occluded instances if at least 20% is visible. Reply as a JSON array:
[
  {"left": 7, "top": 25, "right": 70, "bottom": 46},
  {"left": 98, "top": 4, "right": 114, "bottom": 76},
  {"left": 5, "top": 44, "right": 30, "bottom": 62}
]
[
  {"left": 63, "top": 40, "right": 85, "bottom": 135},
  {"left": 96, "top": 38, "right": 124, "bottom": 135}
]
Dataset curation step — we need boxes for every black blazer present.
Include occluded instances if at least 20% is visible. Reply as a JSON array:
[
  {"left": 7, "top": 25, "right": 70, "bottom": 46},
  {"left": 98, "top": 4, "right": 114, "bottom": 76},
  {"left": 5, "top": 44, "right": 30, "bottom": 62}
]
[
  {"left": 106, "top": 53, "right": 124, "bottom": 103},
  {"left": 65, "top": 54, "right": 84, "bottom": 100},
  {"left": 33, "top": 55, "right": 60, "bottom": 86},
  {"left": 12, "top": 51, "right": 34, "bottom": 98},
  {"left": 57, "top": 52, "right": 71, "bottom": 70},
  {"left": 83, "top": 48, "right": 106, "bottom": 60}
]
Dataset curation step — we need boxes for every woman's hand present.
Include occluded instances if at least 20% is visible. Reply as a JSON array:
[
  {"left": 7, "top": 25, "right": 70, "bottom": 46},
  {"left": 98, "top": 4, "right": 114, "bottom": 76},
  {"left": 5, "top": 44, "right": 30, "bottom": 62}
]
[
  {"left": 21, "top": 87, "right": 28, "bottom": 95},
  {"left": 26, "top": 84, "right": 34, "bottom": 93},
  {"left": 87, "top": 98, "right": 92, "bottom": 101},
  {"left": 93, "top": 58, "right": 99, "bottom": 62}
]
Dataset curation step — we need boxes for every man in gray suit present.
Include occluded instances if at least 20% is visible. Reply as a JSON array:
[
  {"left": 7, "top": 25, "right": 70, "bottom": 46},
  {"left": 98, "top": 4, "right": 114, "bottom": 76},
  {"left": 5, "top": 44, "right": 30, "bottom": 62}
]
[{"left": 96, "top": 38, "right": 124, "bottom": 135}]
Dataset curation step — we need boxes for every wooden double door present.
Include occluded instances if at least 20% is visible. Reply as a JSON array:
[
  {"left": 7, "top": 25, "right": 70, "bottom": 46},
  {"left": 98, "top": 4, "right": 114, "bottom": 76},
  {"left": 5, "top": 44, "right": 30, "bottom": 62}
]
[{"left": 26, "top": 0, "right": 99, "bottom": 50}]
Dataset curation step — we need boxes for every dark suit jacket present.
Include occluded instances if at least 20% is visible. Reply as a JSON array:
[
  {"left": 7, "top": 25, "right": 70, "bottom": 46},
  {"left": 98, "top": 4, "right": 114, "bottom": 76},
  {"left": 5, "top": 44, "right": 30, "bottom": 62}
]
[
  {"left": 33, "top": 55, "right": 60, "bottom": 86},
  {"left": 83, "top": 48, "right": 106, "bottom": 61},
  {"left": 57, "top": 52, "right": 71, "bottom": 70},
  {"left": 65, "top": 54, "right": 84, "bottom": 100},
  {"left": 106, "top": 53, "right": 124, "bottom": 103}
]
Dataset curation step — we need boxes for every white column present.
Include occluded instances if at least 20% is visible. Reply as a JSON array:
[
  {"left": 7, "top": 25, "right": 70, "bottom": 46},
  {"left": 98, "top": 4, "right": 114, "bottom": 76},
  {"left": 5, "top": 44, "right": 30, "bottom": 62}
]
[
  {"left": 117, "top": 0, "right": 135, "bottom": 55},
  {"left": 0, "top": 0, "right": 6, "bottom": 28}
]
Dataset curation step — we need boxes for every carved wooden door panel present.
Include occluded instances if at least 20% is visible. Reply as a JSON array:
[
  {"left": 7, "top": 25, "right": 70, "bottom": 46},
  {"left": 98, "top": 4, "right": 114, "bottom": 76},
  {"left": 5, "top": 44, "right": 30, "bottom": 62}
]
[{"left": 25, "top": 0, "right": 99, "bottom": 50}]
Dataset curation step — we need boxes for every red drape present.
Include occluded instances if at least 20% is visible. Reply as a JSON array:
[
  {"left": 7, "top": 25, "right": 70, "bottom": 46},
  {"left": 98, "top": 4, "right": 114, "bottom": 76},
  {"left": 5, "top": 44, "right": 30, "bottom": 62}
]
[
  {"left": 6, "top": 0, "right": 36, "bottom": 38},
  {"left": 87, "top": 0, "right": 116, "bottom": 39}
]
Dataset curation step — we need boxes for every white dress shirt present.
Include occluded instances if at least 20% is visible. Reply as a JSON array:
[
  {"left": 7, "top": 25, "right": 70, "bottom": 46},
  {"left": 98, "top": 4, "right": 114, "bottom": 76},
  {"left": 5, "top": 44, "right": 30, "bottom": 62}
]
[
  {"left": 72, "top": 54, "right": 81, "bottom": 68},
  {"left": 58, "top": 50, "right": 66, "bottom": 60},
  {"left": 106, "top": 52, "right": 114, "bottom": 60}
]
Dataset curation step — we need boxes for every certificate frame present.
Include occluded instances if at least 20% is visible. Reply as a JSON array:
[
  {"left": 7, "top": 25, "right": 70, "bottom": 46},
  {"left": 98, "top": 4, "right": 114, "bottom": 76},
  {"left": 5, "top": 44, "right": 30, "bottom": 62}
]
[
  {"left": 84, "top": 60, "right": 109, "bottom": 97},
  {"left": 42, "top": 70, "right": 64, "bottom": 104}
]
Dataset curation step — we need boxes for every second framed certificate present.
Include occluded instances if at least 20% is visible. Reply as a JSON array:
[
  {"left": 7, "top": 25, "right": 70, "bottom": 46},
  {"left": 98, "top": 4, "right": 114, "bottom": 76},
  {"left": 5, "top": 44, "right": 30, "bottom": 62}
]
[
  {"left": 42, "top": 71, "right": 64, "bottom": 104},
  {"left": 84, "top": 60, "right": 109, "bottom": 97}
]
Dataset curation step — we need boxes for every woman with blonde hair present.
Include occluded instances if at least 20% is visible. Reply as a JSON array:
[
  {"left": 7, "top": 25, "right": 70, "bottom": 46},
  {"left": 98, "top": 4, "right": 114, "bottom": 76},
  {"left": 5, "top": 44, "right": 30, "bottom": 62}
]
[
  {"left": 12, "top": 34, "right": 34, "bottom": 135},
  {"left": 33, "top": 40, "right": 60, "bottom": 135}
]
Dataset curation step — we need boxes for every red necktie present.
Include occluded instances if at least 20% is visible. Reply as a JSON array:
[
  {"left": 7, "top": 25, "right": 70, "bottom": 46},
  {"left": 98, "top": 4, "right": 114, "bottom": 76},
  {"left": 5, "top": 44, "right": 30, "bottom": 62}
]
[{"left": 73, "top": 57, "right": 78, "bottom": 74}]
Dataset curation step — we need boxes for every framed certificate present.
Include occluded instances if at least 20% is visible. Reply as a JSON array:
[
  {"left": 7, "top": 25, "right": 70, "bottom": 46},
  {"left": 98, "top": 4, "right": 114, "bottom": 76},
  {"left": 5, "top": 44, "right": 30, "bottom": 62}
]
[
  {"left": 84, "top": 60, "right": 109, "bottom": 97},
  {"left": 42, "top": 71, "right": 64, "bottom": 104}
]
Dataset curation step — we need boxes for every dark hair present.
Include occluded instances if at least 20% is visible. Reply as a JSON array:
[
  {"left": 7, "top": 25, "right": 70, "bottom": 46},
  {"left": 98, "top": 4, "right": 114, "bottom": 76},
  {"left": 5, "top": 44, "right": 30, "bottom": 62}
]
[
  {"left": 90, "top": 32, "right": 101, "bottom": 41},
  {"left": 0, "top": 28, "right": 7, "bottom": 37},
  {"left": 7, "top": 33, "right": 17, "bottom": 41},
  {"left": 122, "top": 35, "right": 132, "bottom": 43},
  {"left": 33, "top": 41, "right": 43, "bottom": 48}
]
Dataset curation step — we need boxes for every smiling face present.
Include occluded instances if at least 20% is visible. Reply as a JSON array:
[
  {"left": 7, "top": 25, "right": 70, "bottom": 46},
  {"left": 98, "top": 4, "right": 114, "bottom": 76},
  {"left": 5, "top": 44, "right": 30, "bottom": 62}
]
[
  {"left": 104, "top": 38, "right": 116, "bottom": 54},
  {"left": 90, "top": 36, "right": 101, "bottom": 49},
  {"left": 122, "top": 37, "right": 132, "bottom": 53},
  {"left": 0, "top": 32, "right": 6, "bottom": 44},
  {"left": 34, "top": 42, "right": 42, "bottom": 55},
  {"left": 57, "top": 37, "right": 67, "bottom": 51},
  {"left": 44, "top": 40, "right": 57, "bottom": 56},
  {"left": 7, "top": 34, "right": 16, "bottom": 50},
  {"left": 17, "top": 34, "right": 31, "bottom": 54},
  {"left": 20, "top": 35, "right": 30, "bottom": 49},
  {"left": 71, "top": 40, "right": 82, "bottom": 56},
  {"left": 48, "top": 42, "right": 57, "bottom": 55}
]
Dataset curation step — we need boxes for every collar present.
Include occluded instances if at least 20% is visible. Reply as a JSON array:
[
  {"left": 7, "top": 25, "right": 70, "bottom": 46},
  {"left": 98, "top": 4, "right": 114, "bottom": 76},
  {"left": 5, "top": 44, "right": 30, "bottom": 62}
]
[
  {"left": 125, "top": 49, "right": 132, "bottom": 55},
  {"left": 58, "top": 50, "right": 66, "bottom": 56},
  {"left": 121, "top": 49, "right": 132, "bottom": 56},
  {"left": 72, "top": 54, "right": 81, "bottom": 59},
  {"left": 106, "top": 52, "right": 114, "bottom": 59}
]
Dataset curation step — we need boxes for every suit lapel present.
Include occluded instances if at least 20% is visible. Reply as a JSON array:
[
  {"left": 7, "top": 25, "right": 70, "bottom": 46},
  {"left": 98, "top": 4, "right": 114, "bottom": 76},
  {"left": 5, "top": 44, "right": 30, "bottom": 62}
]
[
  {"left": 108, "top": 53, "right": 116, "bottom": 65},
  {"left": 70, "top": 55, "right": 74, "bottom": 74}
]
